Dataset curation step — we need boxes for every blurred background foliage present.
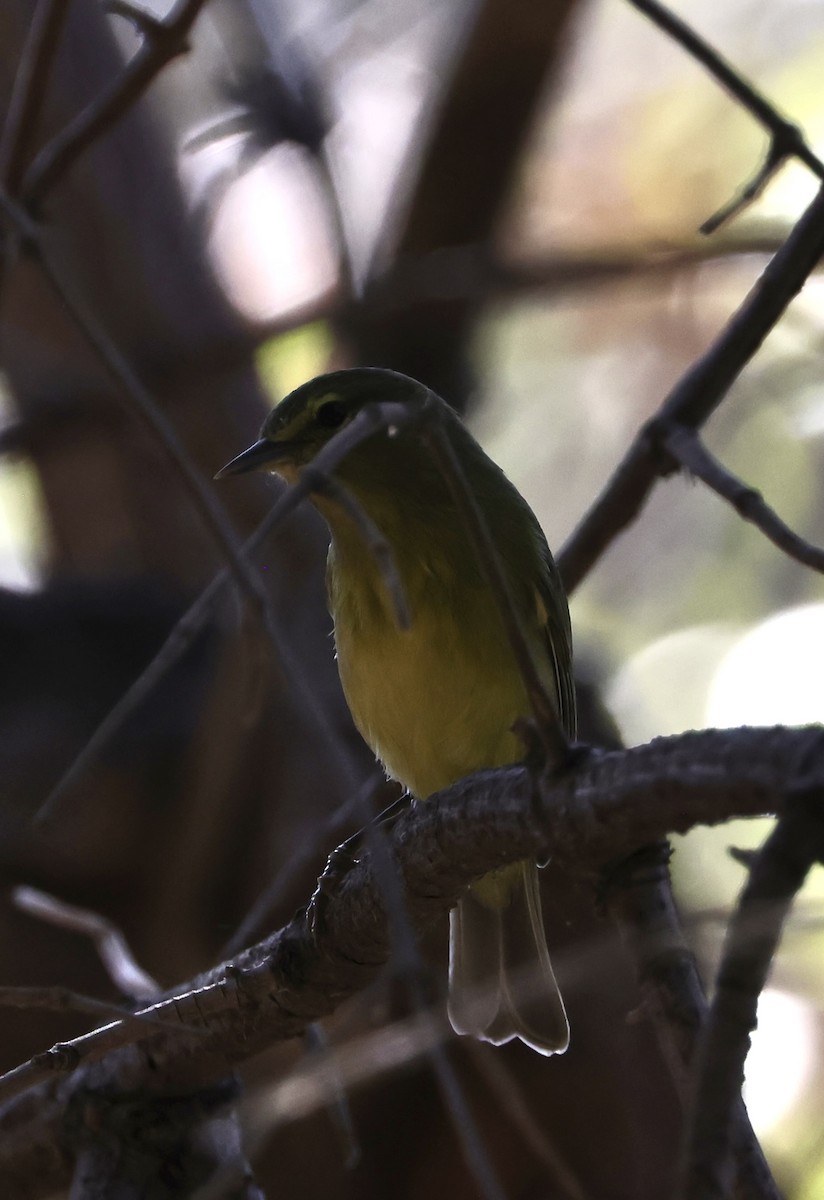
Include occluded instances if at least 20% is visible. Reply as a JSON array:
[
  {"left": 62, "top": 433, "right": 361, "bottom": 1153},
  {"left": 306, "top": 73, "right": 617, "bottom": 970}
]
[{"left": 1, "top": 0, "right": 824, "bottom": 1195}]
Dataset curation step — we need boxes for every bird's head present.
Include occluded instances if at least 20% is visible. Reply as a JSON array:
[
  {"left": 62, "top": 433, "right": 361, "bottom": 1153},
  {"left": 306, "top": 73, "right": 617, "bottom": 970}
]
[{"left": 215, "top": 367, "right": 432, "bottom": 485}]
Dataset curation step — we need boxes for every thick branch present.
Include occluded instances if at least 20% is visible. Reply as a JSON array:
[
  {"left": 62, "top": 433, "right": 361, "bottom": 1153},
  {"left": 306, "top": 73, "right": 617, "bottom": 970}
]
[{"left": 0, "top": 724, "right": 821, "bottom": 1197}]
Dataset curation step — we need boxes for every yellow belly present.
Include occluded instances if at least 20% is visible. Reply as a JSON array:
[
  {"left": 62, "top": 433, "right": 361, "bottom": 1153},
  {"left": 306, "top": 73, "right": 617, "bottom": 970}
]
[{"left": 333, "top": 581, "right": 534, "bottom": 800}]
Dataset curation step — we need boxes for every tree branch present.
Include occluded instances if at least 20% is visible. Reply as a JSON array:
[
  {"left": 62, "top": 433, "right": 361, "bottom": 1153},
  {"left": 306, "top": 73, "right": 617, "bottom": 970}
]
[
  {"left": 303, "top": 473, "right": 410, "bottom": 631},
  {"left": 679, "top": 786, "right": 824, "bottom": 1200},
  {"left": 21, "top": 0, "right": 210, "bottom": 206},
  {"left": 0, "top": 188, "right": 286, "bottom": 686},
  {"left": 0, "top": 986, "right": 191, "bottom": 1035},
  {"left": 12, "top": 886, "right": 160, "bottom": 1000},
  {"left": 663, "top": 424, "right": 824, "bottom": 574},
  {"left": 323, "top": 720, "right": 506, "bottom": 1200},
  {"left": 0, "top": 0, "right": 71, "bottom": 192},
  {"left": 558, "top": 181, "right": 824, "bottom": 593},
  {"left": 625, "top": 0, "right": 824, "bottom": 232},
  {"left": 0, "top": 724, "right": 821, "bottom": 1197},
  {"left": 604, "top": 844, "right": 780, "bottom": 1200},
  {"left": 37, "top": 399, "right": 416, "bottom": 824}
]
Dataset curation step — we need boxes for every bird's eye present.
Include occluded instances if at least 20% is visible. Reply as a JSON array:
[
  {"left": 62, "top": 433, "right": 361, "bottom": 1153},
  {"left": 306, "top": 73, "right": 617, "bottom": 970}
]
[{"left": 316, "top": 401, "right": 348, "bottom": 429}]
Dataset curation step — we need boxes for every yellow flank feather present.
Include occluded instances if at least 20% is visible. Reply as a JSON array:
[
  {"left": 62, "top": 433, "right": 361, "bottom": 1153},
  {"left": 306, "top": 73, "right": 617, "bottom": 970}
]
[
  {"left": 217, "top": 367, "right": 575, "bottom": 1055},
  {"left": 327, "top": 526, "right": 541, "bottom": 804}
]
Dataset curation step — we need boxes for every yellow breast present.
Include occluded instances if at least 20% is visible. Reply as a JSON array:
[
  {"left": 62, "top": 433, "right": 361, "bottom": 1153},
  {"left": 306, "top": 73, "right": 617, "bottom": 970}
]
[{"left": 328, "top": 540, "right": 550, "bottom": 800}]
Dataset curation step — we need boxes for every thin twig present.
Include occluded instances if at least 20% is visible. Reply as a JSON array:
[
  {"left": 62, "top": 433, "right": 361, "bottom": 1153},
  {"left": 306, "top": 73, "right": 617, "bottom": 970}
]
[
  {"left": 218, "top": 783, "right": 398, "bottom": 961},
  {"left": 700, "top": 143, "right": 787, "bottom": 237},
  {"left": 0, "top": 188, "right": 284, "bottom": 674},
  {"left": 35, "top": 400, "right": 415, "bottom": 824},
  {"left": 678, "top": 787, "right": 824, "bottom": 1200},
  {"left": 0, "top": 984, "right": 205, "bottom": 1036},
  {"left": 626, "top": 0, "right": 824, "bottom": 232},
  {"left": 13, "top": 886, "right": 160, "bottom": 1000},
  {"left": 628, "top": 0, "right": 821, "bottom": 168},
  {"left": 21, "top": 0, "right": 210, "bottom": 206},
  {"left": 249, "top": 1006, "right": 457, "bottom": 1136},
  {"left": 341, "top": 753, "right": 508, "bottom": 1200},
  {"left": 220, "top": 802, "right": 358, "bottom": 959},
  {"left": 558, "top": 180, "right": 824, "bottom": 593},
  {"left": 104, "top": 2, "right": 172, "bottom": 33},
  {"left": 420, "top": 415, "right": 569, "bottom": 765},
  {"left": 34, "top": 580, "right": 218, "bottom": 824},
  {"left": 663, "top": 424, "right": 824, "bottom": 573},
  {"left": 467, "top": 1042, "right": 588, "bottom": 1200},
  {"left": 0, "top": 204, "right": 399, "bottom": 876},
  {"left": 302, "top": 1025, "right": 361, "bottom": 1170},
  {"left": 305, "top": 471, "right": 410, "bottom": 630},
  {"left": 0, "top": 0, "right": 71, "bottom": 193}
]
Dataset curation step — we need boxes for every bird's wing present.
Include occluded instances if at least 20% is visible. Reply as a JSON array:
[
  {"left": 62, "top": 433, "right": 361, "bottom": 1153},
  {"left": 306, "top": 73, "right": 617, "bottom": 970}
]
[{"left": 534, "top": 536, "right": 577, "bottom": 740}]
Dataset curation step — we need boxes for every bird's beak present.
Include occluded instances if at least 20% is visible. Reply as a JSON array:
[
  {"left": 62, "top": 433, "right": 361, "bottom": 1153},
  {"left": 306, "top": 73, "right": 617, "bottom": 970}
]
[{"left": 214, "top": 438, "right": 291, "bottom": 480}]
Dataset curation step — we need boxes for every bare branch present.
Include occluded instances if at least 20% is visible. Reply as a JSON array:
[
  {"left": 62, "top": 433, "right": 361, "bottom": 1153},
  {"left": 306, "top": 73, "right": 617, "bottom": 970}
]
[
  {"left": 0, "top": 985, "right": 151, "bottom": 1024},
  {"left": 37, "top": 400, "right": 416, "bottom": 824},
  {"left": 604, "top": 845, "right": 780, "bottom": 1200},
  {"left": 0, "top": 983, "right": 207, "bottom": 1037},
  {"left": 700, "top": 143, "right": 788, "bottom": 237},
  {"left": 104, "top": 2, "right": 174, "bottom": 33},
  {"left": 305, "top": 471, "right": 410, "bottom": 630},
  {"left": 467, "top": 1043, "right": 588, "bottom": 1200},
  {"left": 626, "top": 0, "right": 824, "bottom": 232},
  {"left": 0, "top": 0, "right": 71, "bottom": 193},
  {"left": 0, "top": 188, "right": 288, "bottom": 692},
  {"left": 0, "top": 724, "right": 821, "bottom": 1196},
  {"left": 357, "top": 236, "right": 786, "bottom": 320},
  {"left": 663, "top": 424, "right": 824, "bottom": 574},
  {"left": 302, "top": 1024, "right": 361, "bottom": 1171},
  {"left": 331, "top": 742, "right": 506, "bottom": 1200},
  {"left": 21, "top": 0, "right": 211, "bottom": 206},
  {"left": 13, "top": 887, "right": 160, "bottom": 999},
  {"left": 219, "top": 792, "right": 366, "bottom": 961},
  {"left": 34, "top": 577, "right": 222, "bottom": 824},
  {"left": 559, "top": 181, "right": 824, "bottom": 593},
  {"left": 678, "top": 787, "right": 824, "bottom": 1200}
]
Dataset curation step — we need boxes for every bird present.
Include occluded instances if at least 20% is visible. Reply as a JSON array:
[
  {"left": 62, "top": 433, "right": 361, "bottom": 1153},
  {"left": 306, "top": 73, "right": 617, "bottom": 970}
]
[{"left": 217, "top": 367, "right": 575, "bottom": 1054}]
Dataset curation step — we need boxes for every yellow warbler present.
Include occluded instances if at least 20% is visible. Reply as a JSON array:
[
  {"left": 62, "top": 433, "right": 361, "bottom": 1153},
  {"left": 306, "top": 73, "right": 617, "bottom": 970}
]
[{"left": 218, "top": 367, "right": 575, "bottom": 1053}]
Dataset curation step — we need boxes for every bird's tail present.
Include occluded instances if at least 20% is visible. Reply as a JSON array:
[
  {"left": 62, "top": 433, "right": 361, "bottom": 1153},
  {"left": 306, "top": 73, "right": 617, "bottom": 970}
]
[{"left": 447, "top": 860, "right": 569, "bottom": 1055}]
